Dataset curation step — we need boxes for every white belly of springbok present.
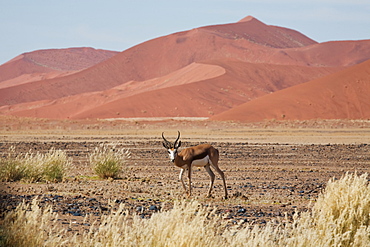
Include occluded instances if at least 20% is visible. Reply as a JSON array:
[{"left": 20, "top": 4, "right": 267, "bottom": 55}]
[{"left": 191, "top": 155, "right": 211, "bottom": 167}]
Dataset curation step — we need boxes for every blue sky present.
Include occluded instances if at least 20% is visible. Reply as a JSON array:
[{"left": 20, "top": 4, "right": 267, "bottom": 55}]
[{"left": 0, "top": 0, "right": 369, "bottom": 65}]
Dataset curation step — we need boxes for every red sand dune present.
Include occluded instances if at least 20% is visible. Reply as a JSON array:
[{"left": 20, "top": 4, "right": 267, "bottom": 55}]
[
  {"left": 274, "top": 40, "right": 370, "bottom": 67},
  {"left": 211, "top": 59, "right": 370, "bottom": 122},
  {"left": 0, "top": 71, "right": 74, "bottom": 89},
  {"left": 1, "top": 61, "right": 340, "bottom": 119},
  {"left": 203, "top": 16, "right": 317, "bottom": 49},
  {"left": 0, "top": 63, "right": 226, "bottom": 118},
  {"left": 72, "top": 63, "right": 340, "bottom": 119},
  {"left": 1, "top": 16, "right": 370, "bottom": 121},
  {"left": 0, "top": 47, "right": 118, "bottom": 88},
  {"left": 0, "top": 16, "right": 350, "bottom": 106}
]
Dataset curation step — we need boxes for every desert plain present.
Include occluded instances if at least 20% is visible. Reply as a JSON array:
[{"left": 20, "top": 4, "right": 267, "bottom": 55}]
[
  {"left": 1, "top": 17, "right": 370, "bottom": 241},
  {"left": 1, "top": 116, "right": 370, "bottom": 235}
]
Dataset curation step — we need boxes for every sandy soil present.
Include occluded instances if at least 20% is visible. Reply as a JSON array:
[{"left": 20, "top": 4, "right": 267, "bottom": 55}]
[{"left": 1, "top": 118, "right": 370, "bottom": 235}]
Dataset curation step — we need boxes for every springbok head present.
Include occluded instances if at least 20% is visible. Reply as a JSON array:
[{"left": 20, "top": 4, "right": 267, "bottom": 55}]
[{"left": 162, "top": 131, "right": 182, "bottom": 162}]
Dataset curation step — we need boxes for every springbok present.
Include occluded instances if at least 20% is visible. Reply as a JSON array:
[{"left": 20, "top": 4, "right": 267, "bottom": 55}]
[{"left": 162, "top": 131, "right": 228, "bottom": 199}]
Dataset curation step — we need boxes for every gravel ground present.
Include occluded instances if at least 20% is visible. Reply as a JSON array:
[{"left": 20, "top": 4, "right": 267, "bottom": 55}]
[{"left": 1, "top": 131, "right": 369, "bottom": 234}]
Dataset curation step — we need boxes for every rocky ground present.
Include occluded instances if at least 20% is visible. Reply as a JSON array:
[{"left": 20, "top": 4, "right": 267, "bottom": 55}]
[{"left": 1, "top": 119, "right": 370, "bottom": 235}]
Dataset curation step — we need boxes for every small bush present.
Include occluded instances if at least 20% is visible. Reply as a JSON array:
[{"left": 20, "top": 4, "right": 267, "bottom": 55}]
[
  {"left": 89, "top": 143, "right": 130, "bottom": 179},
  {"left": 40, "top": 148, "right": 70, "bottom": 182}
]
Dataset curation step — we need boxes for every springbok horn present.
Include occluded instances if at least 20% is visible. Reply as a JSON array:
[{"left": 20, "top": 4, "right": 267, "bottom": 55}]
[
  {"left": 162, "top": 132, "right": 171, "bottom": 148},
  {"left": 174, "top": 131, "right": 180, "bottom": 148}
]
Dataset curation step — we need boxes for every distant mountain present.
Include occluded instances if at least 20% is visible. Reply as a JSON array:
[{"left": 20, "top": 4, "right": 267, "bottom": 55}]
[{"left": 1, "top": 16, "right": 370, "bottom": 121}]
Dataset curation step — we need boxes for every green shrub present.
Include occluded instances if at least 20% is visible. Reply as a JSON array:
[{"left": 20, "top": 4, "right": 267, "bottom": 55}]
[{"left": 89, "top": 143, "right": 130, "bottom": 179}]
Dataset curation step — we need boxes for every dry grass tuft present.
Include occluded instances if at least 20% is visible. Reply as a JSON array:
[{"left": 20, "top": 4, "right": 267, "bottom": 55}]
[
  {"left": 0, "top": 198, "right": 66, "bottom": 247},
  {"left": 0, "top": 147, "right": 26, "bottom": 182},
  {"left": 0, "top": 147, "right": 70, "bottom": 182},
  {"left": 282, "top": 172, "right": 370, "bottom": 246},
  {"left": 74, "top": 200, "right": 226, "bottom": 246},
  {"left": 89, "top": 143, "right": 131, "bottom": 179}
]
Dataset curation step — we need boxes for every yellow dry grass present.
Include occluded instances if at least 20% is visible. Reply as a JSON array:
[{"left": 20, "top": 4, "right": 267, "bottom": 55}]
[{"left": 1, "top": 173, "right": 370, "bottom": 247}]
